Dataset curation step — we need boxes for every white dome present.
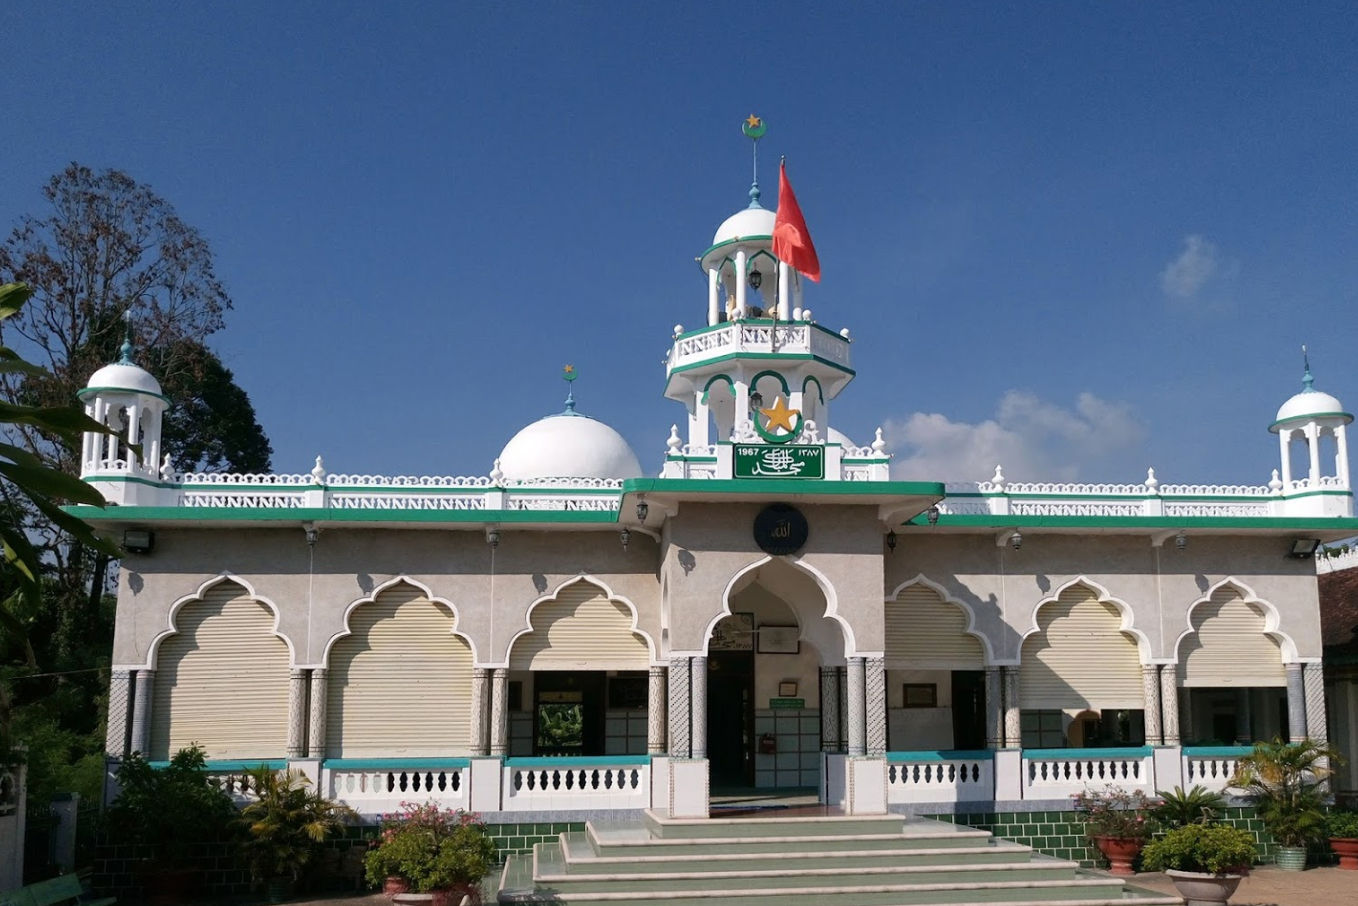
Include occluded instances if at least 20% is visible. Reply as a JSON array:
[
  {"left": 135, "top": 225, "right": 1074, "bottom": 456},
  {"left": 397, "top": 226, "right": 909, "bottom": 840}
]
[
  {"left": 81, "top": 361, "right": 163, "bottom": 397},
  {"left": 826, "top": 427, "right": 857, "bottom": 449},
  {"left": 712, "top": 206, "right": 776, "bottom": 246},
  {"left": 1272, "top": 388, "right": 1352, "bottom": 430},
  {"left": 498, "top": 413, "right": 644, "bottom": 482}
]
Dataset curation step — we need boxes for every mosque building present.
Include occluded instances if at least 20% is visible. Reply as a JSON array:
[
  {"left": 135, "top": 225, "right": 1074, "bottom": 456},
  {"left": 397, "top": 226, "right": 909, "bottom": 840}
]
[{"left": 76, "top": 124, "right": 1357, "bottom": 823}]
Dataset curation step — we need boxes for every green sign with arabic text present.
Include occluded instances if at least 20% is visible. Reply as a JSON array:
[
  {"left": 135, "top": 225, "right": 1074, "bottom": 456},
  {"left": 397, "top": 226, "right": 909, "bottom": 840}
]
[{"left": 733, "top": 445, "right": 824, "bottom": 480}]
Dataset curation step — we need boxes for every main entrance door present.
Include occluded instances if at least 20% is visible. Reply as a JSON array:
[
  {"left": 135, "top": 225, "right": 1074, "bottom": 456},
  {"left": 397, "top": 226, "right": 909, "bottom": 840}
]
[{"left": 707, "top": 651, "right": 754, "bottom": 788}]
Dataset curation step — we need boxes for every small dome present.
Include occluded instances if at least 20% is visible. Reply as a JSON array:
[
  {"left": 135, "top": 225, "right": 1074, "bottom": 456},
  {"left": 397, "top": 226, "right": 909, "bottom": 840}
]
[
  {"left": 80, "top": 361, "right": 163, "bottom": 398},
  {"left": 1272, "top": 388, "right": 1352, "bottom": 430},
  {"left": 712, "top": 206, "right": 776, "bottom": 247},
  {"left": 498, "top": 412, "right": 644, "bottom": 482},
  {"left": 826, "top": 427, "right": 857, "bottom": 448}
]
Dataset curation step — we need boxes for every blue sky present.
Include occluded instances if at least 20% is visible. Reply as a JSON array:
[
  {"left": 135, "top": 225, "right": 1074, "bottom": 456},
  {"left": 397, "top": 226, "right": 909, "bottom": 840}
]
[{"left": 4, "top": 2, "right": 1356, "bottom": 484}]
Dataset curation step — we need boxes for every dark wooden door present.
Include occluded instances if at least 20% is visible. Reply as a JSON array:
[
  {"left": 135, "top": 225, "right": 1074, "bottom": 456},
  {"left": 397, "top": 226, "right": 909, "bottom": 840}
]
[{"left": 707, "top": 652, "right": 754, "bottom": 787}]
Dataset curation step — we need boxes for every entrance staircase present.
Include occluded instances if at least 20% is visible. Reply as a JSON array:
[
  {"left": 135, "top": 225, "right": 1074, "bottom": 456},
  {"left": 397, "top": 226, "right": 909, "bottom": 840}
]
[{"left": 496, "top": 810, "right": 1182, "bottom": 906}]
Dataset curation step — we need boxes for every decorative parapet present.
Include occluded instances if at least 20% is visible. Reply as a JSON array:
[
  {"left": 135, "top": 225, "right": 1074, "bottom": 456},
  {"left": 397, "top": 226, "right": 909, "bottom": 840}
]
[
  {"left": 1317, "top": 546, "right": 1358, "bottom": 573},
  {"left": 666, "top": 319, "right": 852, "bottom": 375}
]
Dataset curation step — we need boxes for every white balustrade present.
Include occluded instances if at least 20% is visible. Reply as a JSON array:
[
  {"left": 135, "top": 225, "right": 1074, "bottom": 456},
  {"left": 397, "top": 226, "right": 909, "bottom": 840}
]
[
  {"left": 1022, "top": 751, "right": 1154, "bottom": 797},
  {"left": 1317, "top": 548, "right": 1358, "bottom": 574},
  {"left": 206, "top": 769, "right": 264, "bottom": 804},
  {"left": 328, "top": 764, "right": 467, "bottom": 814},
  {"left": 501, "top": 760, "right": 650, "bottom": 811},
  {"left": 886, "top": 755, "right": 994, "bottom": 803},
  {"left": 1182, "top": 748, "right": 1249, "bottom": 792},
  {"left": 668, "top": 321, "right": 851, "bottom": 373}
]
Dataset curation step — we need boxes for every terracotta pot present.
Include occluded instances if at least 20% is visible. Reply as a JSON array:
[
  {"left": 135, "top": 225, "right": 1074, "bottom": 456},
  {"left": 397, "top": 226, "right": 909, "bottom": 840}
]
[
  {"left": 384, "top": 875, "right": 411, "bottom": 897},
  {"left": 1093, "top": 835, "right": 1144, "bottom": 876},
  {"left": 1165, "top": 869, "right": 1244, "bottom": 906},
  {"left": 1331, "top": 837, "right": 1358, "bottom": 870}
]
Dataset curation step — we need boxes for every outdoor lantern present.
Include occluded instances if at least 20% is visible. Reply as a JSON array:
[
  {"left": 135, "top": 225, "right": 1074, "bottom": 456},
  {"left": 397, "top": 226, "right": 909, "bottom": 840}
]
[
  {"left": 1010, "top": 530, "right": 1023, "bottom": 551},
  {"left": 620, "top": 528, "right": 631, "bottom": 551},
  {"left": 486, "top": 527, "right": 500, "bottom": 549},
  {"left": 1175, "top": 530, "right": 1187, "bottom": 551},
  {"left": 304, "top": 525, "right": 319, "bottom": 546},
  {"left": 1290, "top": 538, "right": 1320, "bottom": 558},
  {"left": 750, "top": 390, "right": 764, "bottom": 412},
  {"left": 926, "top": 505, "right": 940, "bottom": 526},
  {"left": 886, "top": 530, "right": 897, "bottom": 552},
  {"left": 748, "top": 268, "right": 762, "bottom": 290},
  {"left": 635, "top": 500, "right": 649, "bottom": 523},
  {"left": 122, "top": 529, "right": 154, "bottom": 554}
]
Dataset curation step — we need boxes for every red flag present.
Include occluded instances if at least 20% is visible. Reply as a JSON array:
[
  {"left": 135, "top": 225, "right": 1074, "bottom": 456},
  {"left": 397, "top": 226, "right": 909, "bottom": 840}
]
[{"left": 772, "top": 160, "right": 820, "bottom": 282}]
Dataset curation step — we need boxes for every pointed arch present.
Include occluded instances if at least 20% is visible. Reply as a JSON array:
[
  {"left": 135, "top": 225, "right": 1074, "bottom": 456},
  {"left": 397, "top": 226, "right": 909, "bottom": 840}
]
[
  {"left": 885, "top": 574, "right": 994, "bottom": 665},
  {"left": 707, "top": 554, "right": 855, "bottom": 656},
  {"left": 1020, "top": 576, "right": 1151, "bottom": 660},
  {"left": 505, "top": 574, "right": 656, "bottom": 669},
  {"left": 322, "top": 575, "right": 476, "bottom": 665},
  {"left": 801, "top": 376, "right": 825, "bottom": 404},
  {"left": 1174, "top": 579, "right": 1294, "bottom": 686},
  {"left": 1173, "top": 577, "right": 1298, "bottom": 663},
  {"left": 145, "top": 572, "right": 293, "bottom": 670}
]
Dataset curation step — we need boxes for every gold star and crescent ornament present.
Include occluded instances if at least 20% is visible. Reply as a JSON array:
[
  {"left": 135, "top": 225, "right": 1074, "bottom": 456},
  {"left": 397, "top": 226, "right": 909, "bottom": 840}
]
[
  {"left": 760, "top": 396, "right": 799, "bottom": 432},
  {"left": 742, "top": 114, "right": 767, "bottom": 140}
]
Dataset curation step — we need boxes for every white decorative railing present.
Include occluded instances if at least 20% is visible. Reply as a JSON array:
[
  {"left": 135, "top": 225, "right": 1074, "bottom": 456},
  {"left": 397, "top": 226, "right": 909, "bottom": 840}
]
[
  {"left": 327, "top": 493, "right": 487, "bottom": 510},
  {"left": 328, "top": 763, "right": 467, "bottom": 812},
  {"left": 667, "top": 320, "right": 851, "bottom": 373},
  {"left": 1157, "top": 483, "right": 1273, "bottom": 497},
  {"left": 1318, "top": 548, "right": 1358, "bottom": 573},
  {"left": 177, "top": 471, "right": 318, "bottom": 485},
  {"left": 1022, "top": 750, "right": 1154, "bottom": 797},
  {"left": 501, "top": 759, "right": 650, "bottom": 811},
  {"left": 1012, "top": 501, "right": 1144, "bottom": 517},
  {"left": 886, "top": 754, "right": 994, "bottom": 803},
  {"left": 328, "top": 474, "right": 495, "bottom": 488},
  {"left": 1182, "top": 748, "right": 1249, "bottom": 792},
  {"left": 207, "top": 769, "right": 265, "bottom": 804},
  {"left": 181, "top": 492, "right": 307, "bottom": 508},
  {"left": 1163, "top": 501, "right": 1273, "bottom": 517}
]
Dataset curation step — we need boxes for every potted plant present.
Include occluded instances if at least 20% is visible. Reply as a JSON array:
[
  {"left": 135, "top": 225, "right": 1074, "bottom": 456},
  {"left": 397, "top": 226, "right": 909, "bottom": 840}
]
[
  {"left": 1071, "top": 785, "right": 1155, "bottom": 875},
  {"left": 1151, "top": 784, "right": 1227, "bottom": 828},
  {"left": 1327, "top": 809, "right": 1358, "bottom": 870},
  {"left": 1142, "top": 823, "right": 1257, "bottom": 905},
  {"left": 364, "top": 801, "right": 498, "bottom": 905},
  {"left": 1230, "top": 737, "right": 1340, "bottom": 871},
  {"left": 236, "top": 765, "right": 357, "bottom": 902},
  {"left": 104, "top": 746, "right": 237, "bottom": 905}
]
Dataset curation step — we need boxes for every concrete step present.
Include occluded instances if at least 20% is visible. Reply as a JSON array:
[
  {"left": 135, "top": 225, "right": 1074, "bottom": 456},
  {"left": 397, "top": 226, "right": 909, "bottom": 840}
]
[
  {"left": 531, "top": 841, "right": 1083, "bottom": 893},
  {"left": 589, "top": 818, "right": 992, "bottom": 856},
  {"left": 559, "top": 831, "right": 1034, "bottom": 872},
  {"left": 642, "top": 808, "right": 907, "bottom": 839}
]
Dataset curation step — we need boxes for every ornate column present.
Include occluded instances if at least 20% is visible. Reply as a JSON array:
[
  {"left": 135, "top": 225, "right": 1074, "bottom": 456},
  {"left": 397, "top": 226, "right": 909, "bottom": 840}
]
[
  {"left": 668, "top": 657, "right": 691, "bottom": 758},
  {"left": 1002, "top": 666, "right": 1021, "bottom": 748},
  {"left": 1304, "top": 663, "right": 1328, "bottom": 747},
  {"left": 734, "top": 250, "right": 748, "bottom": 317},
  {"left": 1235, "top": 689, "right": 1253, "bottom": 744},
  {"left": 1286, "top": 663, "right": 1308, "bottom": 742},
  {"left": 846, "top": 657, "right": 866, "bottom": 756},
  {"left": 1160, "top": 663, "right": 1180, "bottom": 746},
  {"left": 984, "top": 666, "right": 1003, "bottom": 749},
  {"left": 105, "top": 669, "right": 131, "bottom": 758},
  {"left": 820, "top": 666, "right": 841, "bottom": 752},
  {"left": 130, "top": 670, "right": 154, "bottom": 756},
  {"left": 1142, "top": 665, "right": 1162, "bottom": 745},
  {"left": 470, "top": 668, "right": 490, "bottom": 756},
  {"left": 865, "top": 657, "right": 886, "bottom": 756},
  {"left": 707, "top": 267, "right": 721, "bottom": 326},
  {"left": 489, "top": 668, "right": 509, "bottom": 756},
  {"left": 690, "top": 656, "right": 708, "bottom": 759},
  {"left": 647, "top": 666, "right": 667, "bottom": 754},
  {"left": 287, "top": 669, "right": 307, "bottom": 758},
  {"left": 308, "top": 669, "right": 329, "bottom": 760}
]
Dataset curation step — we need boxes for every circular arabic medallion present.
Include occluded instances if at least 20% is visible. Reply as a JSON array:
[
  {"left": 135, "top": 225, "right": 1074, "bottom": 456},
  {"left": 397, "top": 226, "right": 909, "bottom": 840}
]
[{"left": 753, "top": 503, "right": 809, "bottom": 556}]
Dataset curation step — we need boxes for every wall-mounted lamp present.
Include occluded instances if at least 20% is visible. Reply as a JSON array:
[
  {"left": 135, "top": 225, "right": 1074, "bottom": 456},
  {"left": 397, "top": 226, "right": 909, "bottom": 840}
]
[
  {"left": 620, "top": 528, "right": 631, "bottom": 551},
  {"left": 749, "top": 390, "right": 764, "bottom": 412},
  {"left": 886, "top": 530, "right": 897, "bottom": 552},
  {"left": 486, "top": 527, "right": 501, "bottom": 549},
  {"left": 122, "top": 529, "right": 154, "bottom": 554},
  {"left": 1174, "top": 530, "right": 1187, "bottom": 552},
  {"left": 1010, "top": 530, "right": 1023, "bottom": 551},
  {"left": 748, "top": 268, "right": 763, "bottom": 291},
  {"left": 635, "top": 500, "right": 649, "bottom": 523},
  {"left": 926, "top": 506, "right": 940, "bottom": 527},
  {"left": 1290, "top": 538, "right": 1320, "bottom": 559}
]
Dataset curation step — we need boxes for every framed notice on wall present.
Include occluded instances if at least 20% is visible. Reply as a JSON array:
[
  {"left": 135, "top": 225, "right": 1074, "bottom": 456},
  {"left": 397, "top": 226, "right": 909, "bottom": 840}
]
[
  {"left": 710, "top": 612, "right": 754, "bottom": 651},
  {"left": 903, "top": 683, "right": 938, "bottom": 708},
  {"left": 758, "top": 625, "right": 800, "bottom": 654}
]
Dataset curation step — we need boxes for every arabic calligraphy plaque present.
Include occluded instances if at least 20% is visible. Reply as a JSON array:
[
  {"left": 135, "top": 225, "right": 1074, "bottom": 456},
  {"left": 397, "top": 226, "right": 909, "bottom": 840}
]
[
  {"left": 753, "top": 503, "right": 809, "bottom": 556},
  {"left": 734, "top": 444, "right": 825, "bottom": 479}
]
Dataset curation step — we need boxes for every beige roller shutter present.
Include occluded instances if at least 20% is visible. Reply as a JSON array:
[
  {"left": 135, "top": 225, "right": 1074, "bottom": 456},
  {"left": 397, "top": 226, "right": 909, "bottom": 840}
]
[
  {"left": 1020, "top": 586, "right": 1142, "bottom": 709},
  {"left": 1180, "top": 588, "right": 1286, "bottom": 687},
  {"left": 327, "top": 584, "right": 473, "bottom": 757},
  {"left": 510, "top": 581, "right": 650, "bottom": 671},
  {"left": 885, "top": 584, "right": 985, "bottom": 669},
  {"left": 150, "top": 582, "right": 290, "bottom": 760}
]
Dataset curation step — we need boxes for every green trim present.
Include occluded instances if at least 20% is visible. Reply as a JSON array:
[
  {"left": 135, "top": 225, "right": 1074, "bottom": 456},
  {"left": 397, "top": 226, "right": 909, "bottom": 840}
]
[
  {"left": 802, "top": 375, "right": 824, "bottom": 403},
  {"left": 943, "top": 490, "right": 1352, "bottom": 503},
  {"left": 1182, "top": 746, "right": 1253, "bottom": 757},
  {"left": 622, "top": 478, "right": 944, "bottom": 498},
  {"left": 1270, "top": 411, "right": 1353, "bottom": 429},
  {"left": 65, "top": 505, "right": 620, "bottom": 525},
  {"left": 668, "top": 351, "right": 855, "bottom": 378},
  {"left": 887, "top": 750, "right": 994, "bottom": 762},
  {"left": 701, "top": 373, "right": 735, "bottom": 398},
  {"left": 505, "top": 755, "right": 651, "bottom": 768},
  {"left": 147, "top": 759, "right": 287, "bottom": 770},
  {"left": 77, "top": 385, "right": 171, "bottom": 404},
  {"left": 324, "top": 758, "right": 471, "bottom": 770},
  {"left": 749, "top": 369, "right": 790, "bottom": 395},
  {"left": 672, "top": 317, "right": 851, "bottom": 343},
  {"left": 1024, "top": 746, "right": 1152, "bottom": 759},
  {"left": 905, "top": 512, "right": 1358, "bottom": 530},
  {"left": 83, "top": 474, "right": 171, "bottom": 489},
  {"left": 699, "top": 235, "right": 773, "bottom": 260}
]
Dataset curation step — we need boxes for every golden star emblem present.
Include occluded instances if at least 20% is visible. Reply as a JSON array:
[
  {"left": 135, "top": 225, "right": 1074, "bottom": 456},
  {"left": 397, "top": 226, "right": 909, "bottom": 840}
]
[
  {"left": 745, "top": 114, "right": 762, "bottom": 129},
  {"left": 759, "top": 396, "right": 800, "bottom": 433}
]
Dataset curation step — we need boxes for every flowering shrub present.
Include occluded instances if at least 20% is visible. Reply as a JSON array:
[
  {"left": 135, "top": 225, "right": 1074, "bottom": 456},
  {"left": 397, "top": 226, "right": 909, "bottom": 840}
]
[
  {"left": 1142, "top": 823, "right": 1257, "bottom": 875},
  {"left": 364, "top": 802, "right": 497, "bottom": 897},
  {"left": 1072, "top": 785, "right": 1156, "bottom": 840}
]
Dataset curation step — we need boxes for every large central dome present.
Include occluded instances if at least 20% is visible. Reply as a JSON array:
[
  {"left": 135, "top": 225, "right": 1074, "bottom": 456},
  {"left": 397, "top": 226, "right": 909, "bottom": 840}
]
[{"left": 497, "top": 411, "right": 644, "bottom": 482}]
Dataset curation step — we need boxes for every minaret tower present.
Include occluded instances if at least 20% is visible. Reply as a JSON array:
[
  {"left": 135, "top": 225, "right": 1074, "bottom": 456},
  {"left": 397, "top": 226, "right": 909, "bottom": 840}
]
[
  {"left": 78, "top": 315, "right": 170, "bottom": 504},
  {"left": 1270, "top": 346, "right": 1352, "bottom": 515},
  {"left": 661, "top": 117, "right": 889, "bottom": 481}
]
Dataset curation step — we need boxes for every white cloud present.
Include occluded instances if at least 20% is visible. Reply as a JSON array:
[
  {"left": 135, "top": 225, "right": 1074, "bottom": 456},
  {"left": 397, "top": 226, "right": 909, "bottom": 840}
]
[
  {"left": 1160, "top": 234, "right": 1220, "bottom": 298},
  {"left": 884, "top": 391, "right": 1146, "bottom": 482}
]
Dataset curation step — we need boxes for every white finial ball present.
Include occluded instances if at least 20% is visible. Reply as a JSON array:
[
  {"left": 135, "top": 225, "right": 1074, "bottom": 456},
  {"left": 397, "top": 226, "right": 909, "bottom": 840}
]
[
  {"left": 872, "top": 427, "right": 886, "bottom": 453},
  {"left": 839, "top": 327, "right": 850, "bottom": 338},
  {"left": 991, "top": 464, "right": 1006, "bottom": 487},
  {"left": 673, "top": 324, "right": 684, "bottom": 337},
  {"left": 490, "top": 457, "right": 505, "bottom": 484},
  {"left": 311, "top": 456, "right": 327, "bottom": 484},
  {"left": 1269, "top": 469, "right": 1284, "bottom": 492},
  {"left": 803, "top": 309, "right": 813, "bottom": 322},
  {"left": 793, "top": 307, "right": 804, "bottom": 321},
  {"left": 667, "top": 425, "right": 682, "bottom": 451},
  {"left": 1145, "top": 467, "right": 1159, "bottom": 490}
]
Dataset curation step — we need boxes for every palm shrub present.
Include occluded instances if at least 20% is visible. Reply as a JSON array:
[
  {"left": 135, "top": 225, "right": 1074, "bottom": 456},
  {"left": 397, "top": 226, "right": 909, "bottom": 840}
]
[
  {"left": 1152, "top": 785, "right": 1227, "bottom": 828},
  {"left": 236, "top": 766, "right": 357, "bottom": 886},
  {"left": 1230, "top": 737, "right": 1342, "bottom": 848},
  {"left": 1142, "top": 823, "right": 1257, "bottom": 875}
]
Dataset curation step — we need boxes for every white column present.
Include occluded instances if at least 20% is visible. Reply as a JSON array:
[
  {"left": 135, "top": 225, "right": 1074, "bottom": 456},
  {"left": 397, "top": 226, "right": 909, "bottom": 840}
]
[
  {"left": 1143, "top": 665, "right": 1162, "bottom": 745},
  {"left": 81, "top": 405, "right": 95, "bottom": 473},
  {"left": 125, "top": 402, "right": 140, "bottom": 469},
  {"left": 1286, "top": 663, "right": 1307, "bottom": 742},
  {"left": 648, "top": 666, "right": 667, "bottom": 754},
  {"left": 105, "top": 669, "right": 131, "bottom": 757},
  {"left": 1236, "top": 689, "right": 1253, "bottom": 744},
  {"left": 1337, "top": 424, "right": 1351, "bottom": 486},
  {"left": 689, "top": 399, "right": 710, "bottom": 447},
  {"left": 668, "top": 657, "right": 691, "bottom": 757},
  {"left": 707, "top": 267, "right": 720, "bottom": 326},
  {"left": 470, "top": 668, "right": 490, "bottom": 756},
  {"left": 130, "top": 670, "right": 154, "bottom": 756},
  {"left": 1304, "top": 663, "right": 1328, "bottom": 747},
  {"left": 1160, "top": 664, "right": 1180, "bottom": 746},
  {"left": 820, "top": 666, "right": 841, "bottom": 752},
  {"left": 1002, "top": 666, "right": 1021, "bottom": 748},
  {"left": 489, "top": 668, "right": 509, "bottom": 756},
  {"left": 1307, "top": 425, "right": 1322, "bottom": 486},
  {"left": 984, "top": 666, "right": 1003, "bottom": 749},
  {"left": 287, "top": 669, "right": 307, "bottom": 758},
  {"left": 733, "top": 379, "right": 751, "bottom": 427},
  {"left": 1279, "top": 429, "right": 1293, "bottom": 488},
  {"left": 865, "top": 657, "right": 886, "bottom": 756},
  {"left": 846, "top": 657, "right": 866, "bottom": 756},
  {"left": 308, "top": 669, "right": 328, "bottom": 760},
  {"left": 793, "top": 273, "right": 804, "bottom": 315},
  {"left": 690, "top": 656, "right": 708, "bottom": 759},
  {"left": 777, "top": 261, "right": 791, "bottom": 320},
  {"left": 734, "top": 250, "right": 748, "bottom": 317}
]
